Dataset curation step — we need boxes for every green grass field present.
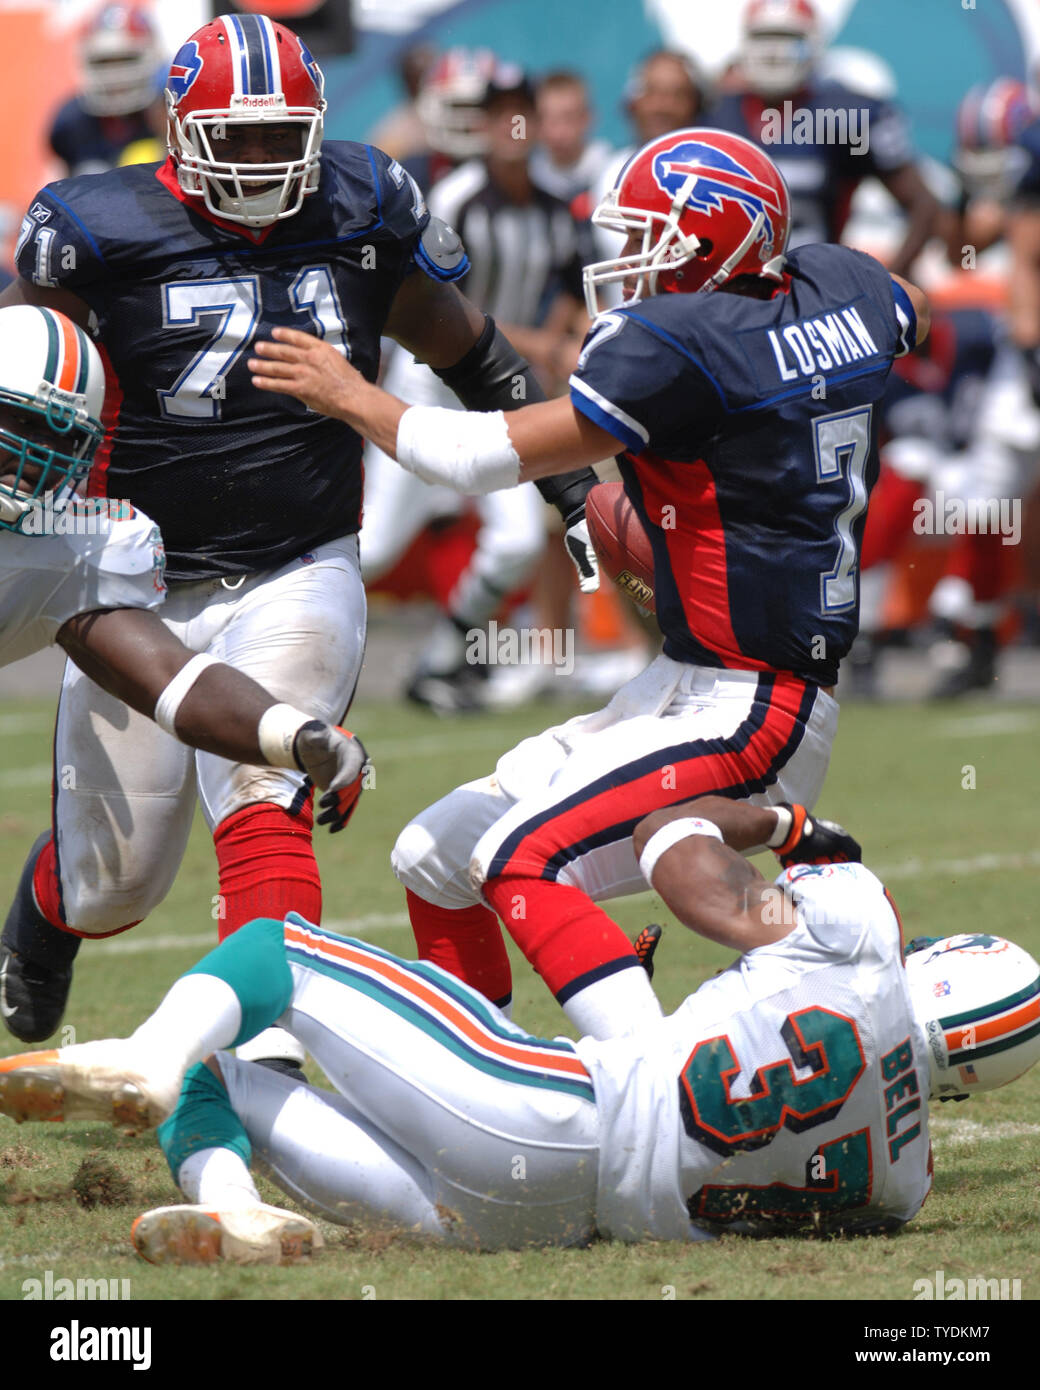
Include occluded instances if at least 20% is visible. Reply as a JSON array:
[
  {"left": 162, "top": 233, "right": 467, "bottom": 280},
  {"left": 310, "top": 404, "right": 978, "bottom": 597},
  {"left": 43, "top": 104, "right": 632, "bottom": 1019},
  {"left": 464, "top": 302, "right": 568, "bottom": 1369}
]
[{"left": 0, "top": 693, "right": 1037, "bottom": 1301}]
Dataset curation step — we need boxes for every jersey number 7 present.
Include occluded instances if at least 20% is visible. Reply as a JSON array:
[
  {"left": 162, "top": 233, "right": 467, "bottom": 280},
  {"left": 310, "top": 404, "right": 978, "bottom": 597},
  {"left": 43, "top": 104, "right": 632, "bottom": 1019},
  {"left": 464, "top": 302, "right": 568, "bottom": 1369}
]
[{"left": 159, "top": 268, "right": 350, "bottom": 421}]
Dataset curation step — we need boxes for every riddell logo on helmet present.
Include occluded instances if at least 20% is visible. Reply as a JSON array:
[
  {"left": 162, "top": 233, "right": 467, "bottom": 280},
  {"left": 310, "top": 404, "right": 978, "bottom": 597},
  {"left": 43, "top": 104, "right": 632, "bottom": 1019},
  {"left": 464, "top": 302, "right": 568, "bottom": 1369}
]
[
  {"left": 652, "top": 139, "right": 783, "bottom": 252},
  {"left": 235, "top": 94, "right": 283, "bottom": 109}
]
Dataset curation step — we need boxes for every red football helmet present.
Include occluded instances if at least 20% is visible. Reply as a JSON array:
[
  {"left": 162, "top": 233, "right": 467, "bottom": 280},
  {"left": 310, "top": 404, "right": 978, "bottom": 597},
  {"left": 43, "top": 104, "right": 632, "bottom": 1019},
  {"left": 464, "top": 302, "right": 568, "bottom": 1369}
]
[
  {"left": 741, "top": 0, "right": 819, "bottom": 99},
  {"left": 165, "top": 14, "right": 326, "bottom": 228},
  {"left": 583, "top": 128, "right": 791, "bottom": 317}
]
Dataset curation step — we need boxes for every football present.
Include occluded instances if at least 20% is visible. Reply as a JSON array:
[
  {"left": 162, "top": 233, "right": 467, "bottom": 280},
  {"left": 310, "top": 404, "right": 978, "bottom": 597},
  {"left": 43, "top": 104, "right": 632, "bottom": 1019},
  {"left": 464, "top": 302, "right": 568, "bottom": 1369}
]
[{"left": 585, "top": 481, "right": 656, "bottom": 613}]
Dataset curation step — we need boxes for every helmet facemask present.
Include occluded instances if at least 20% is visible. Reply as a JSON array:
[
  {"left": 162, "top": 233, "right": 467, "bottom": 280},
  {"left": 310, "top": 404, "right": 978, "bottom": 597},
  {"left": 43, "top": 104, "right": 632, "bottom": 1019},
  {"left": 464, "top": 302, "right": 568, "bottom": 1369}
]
[
  {"left": 583, "top": 175, "right": 772, "bottom": 319},
  {"left": 0, "top": 388, "right": 103, "bottom": 534},
  {"left": 168, "top": 98, "right": 325, "bottom": 228},
  {"left": 741, "top": 32, "right": 815, "bottom": 98}
]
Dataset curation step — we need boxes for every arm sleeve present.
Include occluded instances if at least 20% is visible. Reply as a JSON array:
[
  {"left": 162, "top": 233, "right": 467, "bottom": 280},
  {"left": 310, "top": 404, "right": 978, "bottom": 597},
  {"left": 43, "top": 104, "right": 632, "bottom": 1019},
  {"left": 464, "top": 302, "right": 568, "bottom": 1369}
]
[
  {"left": 368, "top": 145, "right": 469, "bottom": 285},
  {"left": 568, "top": 310, "right": 721, "bottom": 454},
  {"left": 14, "top": 186, "right": 106, "bottom": 292}
]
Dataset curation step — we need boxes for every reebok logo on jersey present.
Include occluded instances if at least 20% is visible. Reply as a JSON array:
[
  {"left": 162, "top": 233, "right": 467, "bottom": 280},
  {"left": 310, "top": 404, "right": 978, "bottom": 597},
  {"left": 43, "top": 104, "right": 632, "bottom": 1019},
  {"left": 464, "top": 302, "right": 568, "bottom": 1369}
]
[{"left": 29, "top": 203, "right": 52, "bottom": 224}]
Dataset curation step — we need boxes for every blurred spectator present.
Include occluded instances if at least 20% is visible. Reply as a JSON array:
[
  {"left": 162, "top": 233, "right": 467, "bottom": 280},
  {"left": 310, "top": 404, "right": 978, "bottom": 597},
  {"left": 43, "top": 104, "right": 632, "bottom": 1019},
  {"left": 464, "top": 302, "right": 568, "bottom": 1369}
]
[
  {"left": 49, "top": 4, "right": 166, "bottom": 176},
  {"left": 706, "top": 0, "right": 937, "bottom": 277},
  {"left": 584, "top": 50, "right": 708, "bottom": 307},
  {"left": 530, "top": 71, "right": 613, "bottom": 202},
  {"left": 369, "top": 42, "right": 438, "bottom": 163}
]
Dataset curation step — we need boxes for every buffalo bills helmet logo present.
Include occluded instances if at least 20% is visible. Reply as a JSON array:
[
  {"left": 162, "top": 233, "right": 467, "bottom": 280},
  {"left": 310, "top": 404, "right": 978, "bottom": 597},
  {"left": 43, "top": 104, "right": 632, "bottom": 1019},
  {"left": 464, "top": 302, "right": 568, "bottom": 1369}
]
[
  {"left": 298, "top": 39, "right": 324, "bottom": 96},
  {"left": 652, "top": 139, "right": 783, "bottom": 252},
  {"left": 167, "top": 40, "right": 203, "bottom": 100}
]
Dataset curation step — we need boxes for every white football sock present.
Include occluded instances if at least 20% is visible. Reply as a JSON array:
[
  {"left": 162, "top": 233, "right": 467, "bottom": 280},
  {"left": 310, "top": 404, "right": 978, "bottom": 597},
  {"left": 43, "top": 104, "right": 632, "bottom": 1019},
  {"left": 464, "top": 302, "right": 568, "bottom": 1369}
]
[
  {"left": 128, "top": 974, "right": 243, "bottom": 1084},
  {"left": 178, "top": 1145, "right": 262, "bottom": 1210}
]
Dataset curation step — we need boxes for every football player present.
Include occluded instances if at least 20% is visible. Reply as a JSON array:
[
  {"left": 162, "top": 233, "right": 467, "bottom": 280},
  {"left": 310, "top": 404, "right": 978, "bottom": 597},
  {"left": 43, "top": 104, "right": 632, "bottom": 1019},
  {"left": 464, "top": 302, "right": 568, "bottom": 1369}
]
[
  {"left": 1, "top": 15, "right": 601, "bottom": 1060},
  {"left": 249, "top": 127, "right": 930, "bottom": 1039},
  {"left": 0, "top": 301, "right": 368, "bottom": 1040},
  {"left": 48, "top": 4, "right": 166, "bottom": 176},
  {"left": 1, "top": 797, "right": 1035, "bottom": 1257},
  {"left": 706, "top": 0, "right": 938, "bottom": 277}
]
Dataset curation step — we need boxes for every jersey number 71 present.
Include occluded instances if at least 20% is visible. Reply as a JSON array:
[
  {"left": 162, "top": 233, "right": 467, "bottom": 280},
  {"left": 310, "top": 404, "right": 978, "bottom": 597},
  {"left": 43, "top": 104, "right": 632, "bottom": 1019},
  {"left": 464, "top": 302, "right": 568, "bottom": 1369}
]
[{"left": 159, "top": 269, "right": 350, "bottom": 421}]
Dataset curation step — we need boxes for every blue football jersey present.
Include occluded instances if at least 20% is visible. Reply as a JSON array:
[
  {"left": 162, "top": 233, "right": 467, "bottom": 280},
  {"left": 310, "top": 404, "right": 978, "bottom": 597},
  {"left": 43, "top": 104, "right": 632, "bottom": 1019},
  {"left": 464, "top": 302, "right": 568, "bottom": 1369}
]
[
  {"left": 48, "top": 96, "right": 156, "bottom": 175},
  {"left": 569, "top": 244, "right": 916, "bottom": 686},
  {"left": 707, "top": 82, "right": 915, "bottom": 246},
  {"left": 15, "top": 143, "right": 459, "bottom": 581}
]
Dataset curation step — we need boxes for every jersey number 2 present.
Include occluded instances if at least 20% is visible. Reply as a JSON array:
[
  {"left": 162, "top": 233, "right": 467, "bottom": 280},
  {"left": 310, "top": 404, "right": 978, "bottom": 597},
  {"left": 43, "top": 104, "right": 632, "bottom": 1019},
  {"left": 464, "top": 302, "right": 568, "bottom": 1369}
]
[{"left": 158, "top": 269, "right": 350, "bottom": 421}]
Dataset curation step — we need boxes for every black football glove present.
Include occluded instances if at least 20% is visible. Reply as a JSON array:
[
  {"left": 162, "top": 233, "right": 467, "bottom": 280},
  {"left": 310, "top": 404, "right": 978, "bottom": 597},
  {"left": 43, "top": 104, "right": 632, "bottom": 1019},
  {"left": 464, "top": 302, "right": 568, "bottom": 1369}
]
[
  {"left": 633, "top": 924, "right": 663, "bottom": 980},
  {"left": 292, "top": 722, "right": 369, "bottom": 834},
  {"left": 772, "top": 803, "right": 862, "bottom": 868}
]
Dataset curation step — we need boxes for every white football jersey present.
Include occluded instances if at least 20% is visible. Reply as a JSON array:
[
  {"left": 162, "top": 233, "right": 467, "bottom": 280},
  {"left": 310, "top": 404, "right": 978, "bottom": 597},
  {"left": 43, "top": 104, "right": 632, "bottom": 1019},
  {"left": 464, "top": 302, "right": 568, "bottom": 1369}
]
[
  {"left": 0, "top": 501, "right": 166, "bottom": 665},
  {"left": 576, "top": 862, "right": 933, "bottom": 1242}
]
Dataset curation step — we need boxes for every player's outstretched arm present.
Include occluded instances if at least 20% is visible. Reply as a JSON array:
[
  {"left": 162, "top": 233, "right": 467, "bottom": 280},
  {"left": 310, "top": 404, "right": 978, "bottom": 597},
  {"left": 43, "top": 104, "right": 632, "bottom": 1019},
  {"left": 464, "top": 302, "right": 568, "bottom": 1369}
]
[
  {"left": 250, "top": 329, "right": 619, "bottom": 480},
  {"left": 633, "top": 798, "right": 795, "bottom": 954},
  {"left": 56, "top": 608, "right": 366, "bottom": 827}
]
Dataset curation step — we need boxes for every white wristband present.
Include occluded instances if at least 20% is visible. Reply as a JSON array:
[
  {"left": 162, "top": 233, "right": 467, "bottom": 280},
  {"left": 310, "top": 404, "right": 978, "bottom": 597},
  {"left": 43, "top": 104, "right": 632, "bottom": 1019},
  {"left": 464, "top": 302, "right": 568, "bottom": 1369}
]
[
  {"left": 257, "top": 703, "right": 315, "bottom": 769},
  {"left": 153, "top": 654, "right": 221, "bottom": 736},
  {"left": 638, "top": 817, "right": 724, "bottom": 886},
  {"left": 395, "top": 406, "right": 520, "bottom": 494},
  {"left": 766, "top": 806, "right": 794, "bottom": 849}
]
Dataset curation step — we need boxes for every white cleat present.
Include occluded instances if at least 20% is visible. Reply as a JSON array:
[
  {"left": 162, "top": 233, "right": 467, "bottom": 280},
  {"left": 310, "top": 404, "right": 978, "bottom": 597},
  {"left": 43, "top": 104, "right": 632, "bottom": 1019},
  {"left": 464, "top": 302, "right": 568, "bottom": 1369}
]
[
  {"left": 131, "top": 1203, "right": 323, "bottom": 1266},
  {"left": 0, "top": 1039, "right": 181, "bottom": 1128}
]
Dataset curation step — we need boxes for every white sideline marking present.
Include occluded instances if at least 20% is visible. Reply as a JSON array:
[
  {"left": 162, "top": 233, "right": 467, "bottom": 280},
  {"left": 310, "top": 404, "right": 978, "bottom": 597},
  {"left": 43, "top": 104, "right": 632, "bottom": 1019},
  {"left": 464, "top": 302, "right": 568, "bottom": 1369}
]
[
  {"left": 929, "top": 1118, "right": 1040, "bottom": 1148},
  {"left": 0, "top": 764, "right": 49, "bottom": 788},
  {"left": 935, "top": 712, "right": 1040, "bottom": 738},
  {"left": 877, "top": 849, "right": 1040, "bottom": 880},
  {"left": 88, "top": 912, "right": 411, "bottom": 956}
]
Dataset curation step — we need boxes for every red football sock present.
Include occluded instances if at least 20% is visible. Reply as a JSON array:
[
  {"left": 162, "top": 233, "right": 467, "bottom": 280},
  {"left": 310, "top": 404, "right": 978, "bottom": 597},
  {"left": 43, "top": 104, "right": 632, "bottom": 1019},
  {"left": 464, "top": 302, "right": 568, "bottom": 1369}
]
[
  {"left": 213, "top": 803, "right": 321, "bottom": 940},
  {"left": 482, "top": 876, "right": 638, "bottom": 1004},
  {"left": 405, "top": 889, "right": 512, "bottom": 1006}
]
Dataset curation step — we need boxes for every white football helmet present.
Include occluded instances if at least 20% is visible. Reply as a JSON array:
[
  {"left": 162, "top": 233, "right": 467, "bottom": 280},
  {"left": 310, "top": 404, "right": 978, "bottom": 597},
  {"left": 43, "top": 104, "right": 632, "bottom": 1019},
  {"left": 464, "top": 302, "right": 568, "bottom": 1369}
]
[
  {"left": 416, "top": 48, "right": 495, "bottom": 159},
  {"left": 741, "top": 0, "right": 820, "bottom": 99},
  {"left": 80, "top": 4, "right": 164, "bottom": 118},
  {"left": 905, "top": 933, "right": 1040, "bottom": 1099},
  {"left": 0, "top": 305, "right": 106, "bottom": 535}
]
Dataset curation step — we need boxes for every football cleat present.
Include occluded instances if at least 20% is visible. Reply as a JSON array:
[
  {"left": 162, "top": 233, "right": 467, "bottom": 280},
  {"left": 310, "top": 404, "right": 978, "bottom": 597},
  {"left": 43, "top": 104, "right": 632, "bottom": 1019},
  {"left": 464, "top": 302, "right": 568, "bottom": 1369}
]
[
  {"left": 633, "top": 924, "right": 663, "bottom": 980},
  {"left": 0, "top": 1039, "right": 179, "bottom": 1128},
  {"left": 131, "top": 1203, "right": 323, "bottom": 1266}
]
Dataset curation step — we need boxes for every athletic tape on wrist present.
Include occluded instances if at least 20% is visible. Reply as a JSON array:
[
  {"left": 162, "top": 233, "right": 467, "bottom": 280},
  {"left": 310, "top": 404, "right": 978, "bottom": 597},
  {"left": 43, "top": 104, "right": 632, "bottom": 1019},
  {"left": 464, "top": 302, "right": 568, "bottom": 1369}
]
[
  {"left": 153, "top": 654, "right": 221, "bottom": 736},
  {"left": 395, "top": 406, "right": 520, "bottom": 494},
  {"left": 257, "top": 703, "right": 314, "bottom": 769},
  {"left": 638, "top": 817, "right": 724, "bottom": 886},
  {"left": 766, "top": 805, "right": 795, "bottom": 850}
]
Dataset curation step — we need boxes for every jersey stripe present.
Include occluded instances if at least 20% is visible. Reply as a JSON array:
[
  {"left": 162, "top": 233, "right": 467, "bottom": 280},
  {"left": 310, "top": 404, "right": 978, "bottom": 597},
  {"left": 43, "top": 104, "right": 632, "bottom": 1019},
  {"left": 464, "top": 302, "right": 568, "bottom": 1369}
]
[
  {"left": 257, "top": 14, "right": 280, "bottom": 95},
  {"left": 86, "top": 342, "right": 123, "bottom": 499},
  {"left": 282, "top": 919, "right": 595, "bottom": 1100}
]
